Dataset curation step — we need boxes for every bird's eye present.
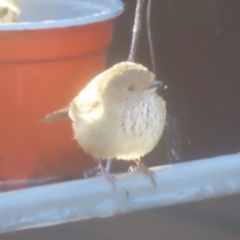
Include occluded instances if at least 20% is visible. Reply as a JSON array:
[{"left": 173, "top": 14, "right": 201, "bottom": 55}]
[{"left": 127, "top": 84, "right": 135, "bottom": 92}]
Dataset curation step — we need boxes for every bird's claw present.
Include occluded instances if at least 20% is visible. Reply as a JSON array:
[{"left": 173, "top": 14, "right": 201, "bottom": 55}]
[
  {"left": 97, "top": 164, "right": 116, "bottom": 189},
  {"left": 130, "top": 160, "right": 157, "bottom": 187}
]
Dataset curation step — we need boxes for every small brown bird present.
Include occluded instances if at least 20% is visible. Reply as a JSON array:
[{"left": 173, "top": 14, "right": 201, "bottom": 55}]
[
  {"left": 0, "top": 0, "right": 20, "bottom": 23},
  {"left": 43, "top": 62, "right": 166, "bottom": 185}
]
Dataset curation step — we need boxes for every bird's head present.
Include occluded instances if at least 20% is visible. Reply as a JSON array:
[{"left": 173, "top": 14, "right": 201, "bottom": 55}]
[{"left": 101, "top": 61, "right": 163, "bottom": 103}]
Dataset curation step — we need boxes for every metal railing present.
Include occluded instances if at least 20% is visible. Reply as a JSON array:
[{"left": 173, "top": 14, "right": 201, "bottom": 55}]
[{"left": 0, "top": 153, "right": 240, "bottom": 234}]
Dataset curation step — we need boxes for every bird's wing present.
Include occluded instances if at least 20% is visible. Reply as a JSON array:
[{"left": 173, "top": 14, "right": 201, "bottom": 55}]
[
  {"left": 0, "top": 0, "right": 20, "bottom": 23},
  {"left": 0, "top": 7, "right": 7, "bottom": 18},
  {"left": 0, "top": 0, "right": 20, "bottom": 13},
  {"left": 68, "top": 82, "right": 102, "bottom": 122}
]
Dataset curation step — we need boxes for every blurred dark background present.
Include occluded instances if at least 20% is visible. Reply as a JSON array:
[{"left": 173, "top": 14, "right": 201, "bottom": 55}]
[
  {"left": 107, "top": 0, "right": 240, "bottom": 167},
  {"left": 2, "top": 0, "right": 240, "bottom": 239}
]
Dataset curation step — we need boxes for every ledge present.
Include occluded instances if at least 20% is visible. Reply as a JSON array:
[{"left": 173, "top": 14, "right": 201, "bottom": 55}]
[{"left": 1, "top": 153, "right": 240, "bottom": 234}]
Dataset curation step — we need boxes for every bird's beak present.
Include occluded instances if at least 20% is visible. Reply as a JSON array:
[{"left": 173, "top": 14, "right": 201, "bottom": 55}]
[{"left": 146, "top": 80, "right": 164, "bottom": 90}]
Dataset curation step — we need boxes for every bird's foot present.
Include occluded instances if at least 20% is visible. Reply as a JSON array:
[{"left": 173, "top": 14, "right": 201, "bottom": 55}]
[
  {"left": 95, "top": 158, "right": 116, "bottom": 188},
  {"left": 83, "top": 158, "right": 112, "bottom": 178},
  {"left": 97, "top": 164, "right": 116, "bottom": 188},
  {"left": 83, "top": 166, "right": 99, "bottom": 178},
  {"left": 129, "top": 159, "right": 157, "bottom": 187}
]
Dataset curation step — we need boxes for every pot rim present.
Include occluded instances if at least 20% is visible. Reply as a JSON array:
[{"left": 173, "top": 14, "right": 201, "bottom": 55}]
[{"left": 0, "top": 0, "right": 124, "bottom": 31}]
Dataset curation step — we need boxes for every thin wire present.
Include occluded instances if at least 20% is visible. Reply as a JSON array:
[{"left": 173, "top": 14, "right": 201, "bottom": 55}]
[
  {"left": 146, "top": 0, "right": 156, "bottom": 74},
  {"left": 128, "top": 0, "right": 146, "bottom": 62}
]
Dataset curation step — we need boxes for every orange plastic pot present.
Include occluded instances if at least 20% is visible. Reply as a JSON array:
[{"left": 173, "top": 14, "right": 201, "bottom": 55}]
[{"left": 0, "top": 0, "right": 123, "bottom": 191}]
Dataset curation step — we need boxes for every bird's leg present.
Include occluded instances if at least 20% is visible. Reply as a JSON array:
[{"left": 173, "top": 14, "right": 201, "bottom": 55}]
[
  {"left": 129, "top": 158, "right": 157, "bottom": 187},
  {"left": 95, "top": 158, "right": 116, "bottom": 187},
  {"left": 105, "top": 158, "right": 112, "bottom": 172}
]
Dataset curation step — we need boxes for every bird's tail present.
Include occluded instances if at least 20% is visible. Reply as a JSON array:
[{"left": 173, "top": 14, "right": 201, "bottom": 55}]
[{"left": 40, "top": 107, "right": 69, "bottom": 123}]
